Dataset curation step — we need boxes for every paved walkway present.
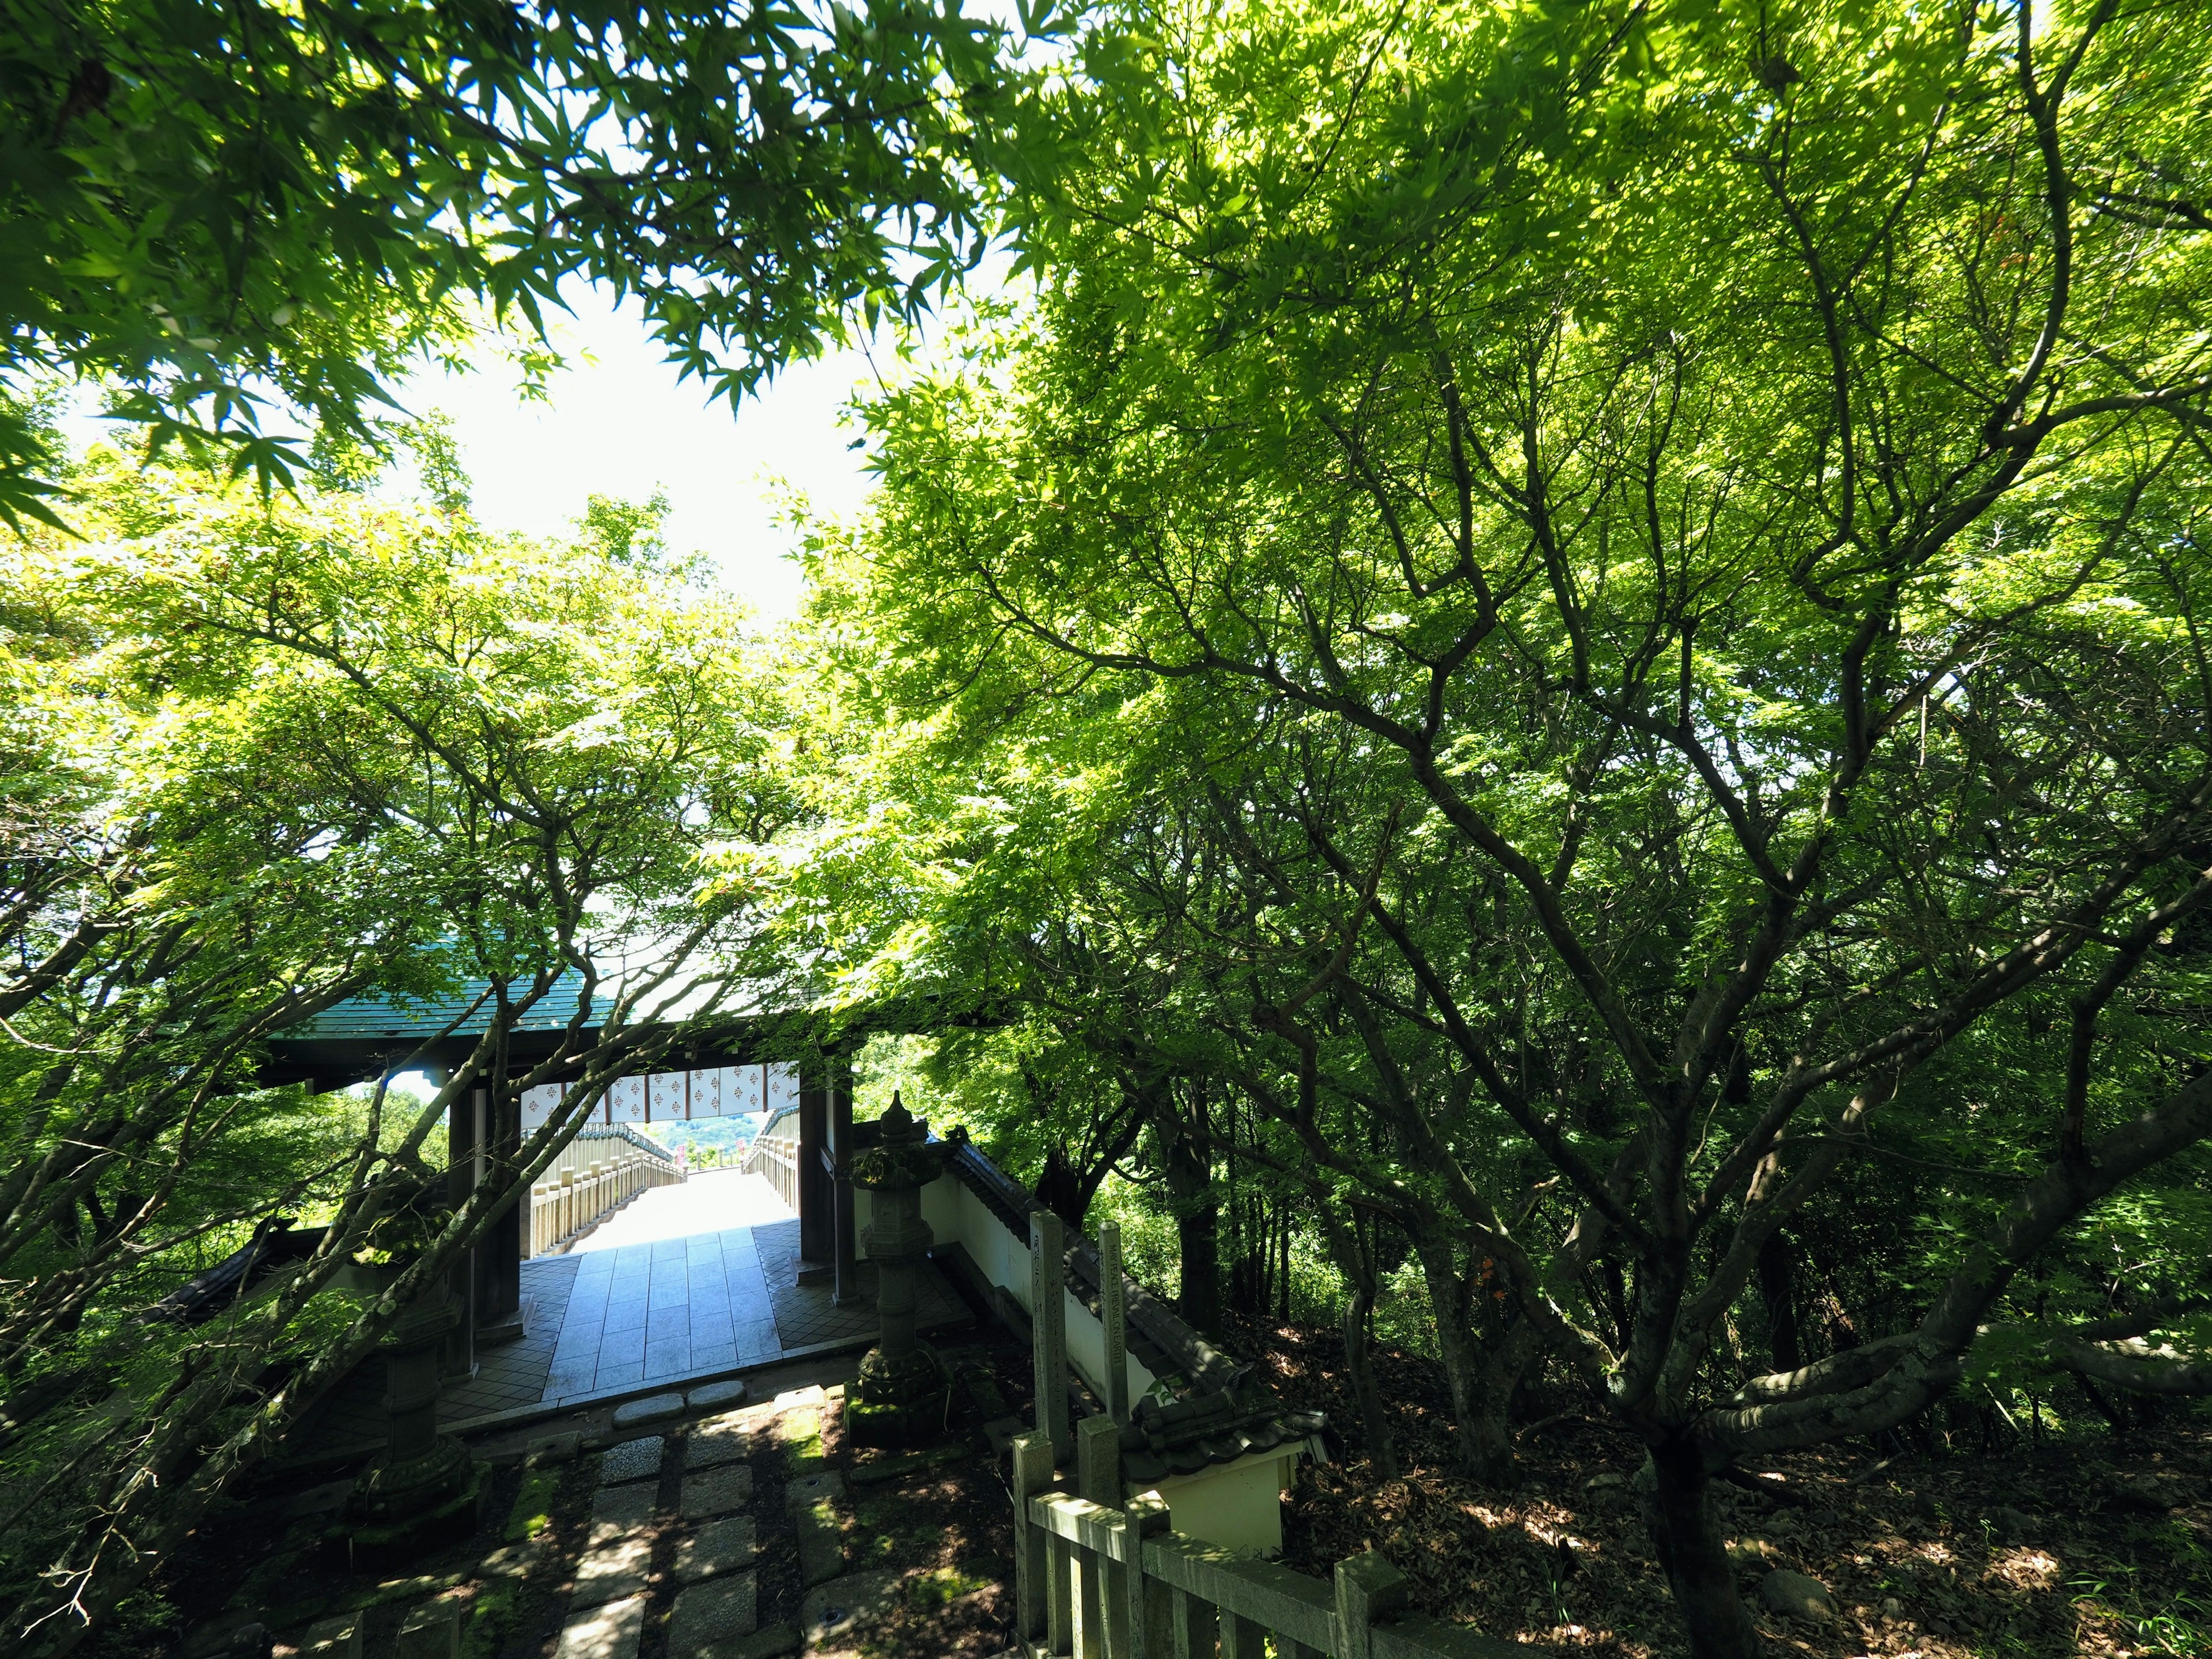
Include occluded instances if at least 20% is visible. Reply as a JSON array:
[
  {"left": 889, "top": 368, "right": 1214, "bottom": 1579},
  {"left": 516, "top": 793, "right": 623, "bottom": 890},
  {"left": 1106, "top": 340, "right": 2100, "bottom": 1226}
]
[
  {"left": 547, "top": 1200, "right": 783, "bottom": 1399},
  {"left": 304, "top": 1169, "right": 970, "bottom": 1450},
  {"left": 551, "top": 1384, "right": 906, "bottom": 1659},
  {"left": 570, "top": 1169, "right": 798, "bottom": 1249}
]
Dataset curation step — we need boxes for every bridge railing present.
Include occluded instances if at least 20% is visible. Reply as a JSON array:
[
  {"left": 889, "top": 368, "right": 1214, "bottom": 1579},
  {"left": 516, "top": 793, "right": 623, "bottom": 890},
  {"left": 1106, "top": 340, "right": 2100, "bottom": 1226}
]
[
  {"left": 522, "top": 1127, "right": 683, "bottom": 1257},
  {"left": 1009, "top": 1423, "right": 1517, "bottom": 1659},
  {"left": 738, "top": 1103, "right": 801, "bottom": 1213}
]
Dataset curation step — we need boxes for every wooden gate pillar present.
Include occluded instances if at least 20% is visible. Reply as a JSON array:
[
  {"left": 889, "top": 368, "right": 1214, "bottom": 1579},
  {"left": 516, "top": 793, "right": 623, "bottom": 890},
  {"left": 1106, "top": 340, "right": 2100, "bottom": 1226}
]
[
  {"left": 831, "top": 1050, "right": 861, "bottom": 1305},
  {"left": 798, "top": 1063, "right": 833, "bottom": 1281},
  {"left": 475, "top": 1082, "right": 528, "bottom": 1338}
]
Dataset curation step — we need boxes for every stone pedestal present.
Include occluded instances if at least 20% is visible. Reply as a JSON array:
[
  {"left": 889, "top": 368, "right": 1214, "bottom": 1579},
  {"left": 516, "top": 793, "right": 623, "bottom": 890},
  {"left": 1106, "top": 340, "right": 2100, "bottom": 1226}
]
[
  {"left": 343, "top": 1276, "right": 484, "bottom": 1568},
  {"left": 845, "top": 1096, "right": 952, "bottom": 1446}
]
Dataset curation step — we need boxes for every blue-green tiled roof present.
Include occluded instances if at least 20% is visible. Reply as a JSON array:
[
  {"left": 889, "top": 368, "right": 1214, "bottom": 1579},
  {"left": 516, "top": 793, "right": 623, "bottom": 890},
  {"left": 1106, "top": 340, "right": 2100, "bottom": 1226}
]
[{"left": 283, "top": 973, "right": 597, "bottom": 1041}]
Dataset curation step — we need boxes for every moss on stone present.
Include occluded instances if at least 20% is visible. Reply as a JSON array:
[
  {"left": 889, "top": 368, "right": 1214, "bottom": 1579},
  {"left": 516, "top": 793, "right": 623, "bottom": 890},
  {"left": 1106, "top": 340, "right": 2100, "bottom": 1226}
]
[
  {"left": 462, "top": 1581, "right": 521, "bottom": 1659},
  {"left": 503, "top": 1467, "right": 562, "bottom": 1542}
]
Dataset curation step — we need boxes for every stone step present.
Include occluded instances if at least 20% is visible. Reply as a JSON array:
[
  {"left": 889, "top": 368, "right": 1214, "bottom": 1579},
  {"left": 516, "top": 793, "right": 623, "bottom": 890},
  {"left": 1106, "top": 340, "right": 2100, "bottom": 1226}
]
[
  {"left": 668, "top": 1569, "right": 758, "bottom": 1657},
  {"left": 554, "top": 1593, "right": 646, "bottom": 1659},
  {"left": 672, "top": 1516, "right": 758, "bottom": 1586},
  {"left": 679, "top": 1460, "right": 755, "bottom": 1520},
  {"left": 598, "top": 1435, "right": 664, "bottom": 1485}
]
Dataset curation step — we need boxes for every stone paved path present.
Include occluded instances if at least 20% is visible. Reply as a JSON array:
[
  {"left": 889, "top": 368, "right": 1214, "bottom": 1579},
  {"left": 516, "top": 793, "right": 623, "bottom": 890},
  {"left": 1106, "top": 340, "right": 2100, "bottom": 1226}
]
[
  {"left": 539, "top": 1188, "right": 964, "bottom": 1409},
  {"left": 548, "top": 1384, "right": 902, "bottom": 1659}
]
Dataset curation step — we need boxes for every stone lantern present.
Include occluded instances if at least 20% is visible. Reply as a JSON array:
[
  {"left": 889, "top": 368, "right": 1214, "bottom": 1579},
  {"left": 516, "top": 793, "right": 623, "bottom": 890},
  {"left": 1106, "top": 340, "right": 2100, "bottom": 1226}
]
[{"left": 844, "top": 1093, "right": 955, "bottom": 1446}]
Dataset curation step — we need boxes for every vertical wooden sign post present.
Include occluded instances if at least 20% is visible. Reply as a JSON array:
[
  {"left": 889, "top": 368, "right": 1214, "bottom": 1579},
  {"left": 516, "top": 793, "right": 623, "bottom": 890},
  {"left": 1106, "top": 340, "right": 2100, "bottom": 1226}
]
[
  {"left": 1100, "top": 1220, "right": 1130, "bottom": 1425},
  {"left": 1030, "top": 1209, "right": 1071, "bottom": 1461}
]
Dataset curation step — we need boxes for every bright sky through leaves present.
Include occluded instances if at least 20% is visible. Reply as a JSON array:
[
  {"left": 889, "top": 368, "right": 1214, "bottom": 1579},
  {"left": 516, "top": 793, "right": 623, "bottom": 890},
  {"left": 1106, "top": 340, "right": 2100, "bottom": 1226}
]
[{"left": 400, "top": 286, "right": 881, "bottom": 622}]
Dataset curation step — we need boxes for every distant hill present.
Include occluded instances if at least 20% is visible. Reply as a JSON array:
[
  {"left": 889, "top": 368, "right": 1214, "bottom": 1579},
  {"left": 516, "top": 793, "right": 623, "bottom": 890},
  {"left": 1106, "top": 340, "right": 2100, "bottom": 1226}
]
[{"left": 636, "top": 1114, "right": 762, "bottom": 1169}]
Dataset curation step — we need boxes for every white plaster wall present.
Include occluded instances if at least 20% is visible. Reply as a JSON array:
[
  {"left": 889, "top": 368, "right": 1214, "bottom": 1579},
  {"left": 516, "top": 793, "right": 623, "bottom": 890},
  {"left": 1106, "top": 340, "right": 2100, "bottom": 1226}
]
[
  {"left": 847, "top": 1178, "right": 963, "bottom": 1261},
  {"left": 959, "top": 1183, "right": 1023, "bottom": 1293},
  {"left": 923, "top": 1176, "right": 960, "bottom": 1243},
  {"left": 921, "top": 1175, "right": 1157, "bottom": 1409},
  {"left": 1135, "top": 1450, "right": 1297, "bottom": 1556}
]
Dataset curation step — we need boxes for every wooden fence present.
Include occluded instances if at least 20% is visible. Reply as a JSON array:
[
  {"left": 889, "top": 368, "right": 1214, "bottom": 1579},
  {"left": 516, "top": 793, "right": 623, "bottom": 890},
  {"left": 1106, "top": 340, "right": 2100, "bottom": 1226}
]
[
  {"left": 523, "top": 1128, "right": 683, "bottom": 1257},
  {"left": 541, "top": 1122, "right": 675, "bottom": 1183},
  {"left": 738, "top": 1104, "right": 801, "bottom": 1214},
  {"left": 1010, "top": 1423, "right": 1519, "bottom": 1659}
]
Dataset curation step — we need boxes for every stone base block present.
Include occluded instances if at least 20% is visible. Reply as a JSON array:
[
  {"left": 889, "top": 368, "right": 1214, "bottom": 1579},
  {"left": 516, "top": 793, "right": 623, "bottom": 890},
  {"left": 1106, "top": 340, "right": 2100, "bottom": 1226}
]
[
  {"left": 342, "top": 1460, "right": 488, "bottom": 1572},
  {"left": 846, "top": 1346, "right": 949, "bottom": 1449}
]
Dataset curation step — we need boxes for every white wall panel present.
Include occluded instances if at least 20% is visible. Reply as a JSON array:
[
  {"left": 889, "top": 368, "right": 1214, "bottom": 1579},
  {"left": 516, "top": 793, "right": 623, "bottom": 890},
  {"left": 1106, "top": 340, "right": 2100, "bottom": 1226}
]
[
  {"left": 732, "top": 1064, "right": 765, "bottom": 1116},
  {"left": 687, "top": 1067, "right": 721, "bottom": 1119},
  {"left": 649, "top": 1071, "right": 688, "bottom": 1120},
  {"left": 521, "top": 1085, "right": 562, "bottom": 1133},
  {"left": 765, "top": 1060, "right": 800, "bottom": 1115},
  {"left": 609, "top": 1074, "right": 647, "bottom": 1123}
]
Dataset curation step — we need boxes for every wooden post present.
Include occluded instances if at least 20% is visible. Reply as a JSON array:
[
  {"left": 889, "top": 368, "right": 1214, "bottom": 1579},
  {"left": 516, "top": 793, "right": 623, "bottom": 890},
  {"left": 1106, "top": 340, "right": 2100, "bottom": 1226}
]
[
  {"left": 1123, "top": 1492, "right": 1169, "bottom": 1659},
  {"left": 1012, "top": 1431, "right": 1055, "bottom": 1646},
  {"left": 798, "top": 1063, "right": 831, "bottom": 1281},
  {"left": 1100, "top": 1221, "right": 1129, "bottom": 1425},
  {"left": 1031, "top": 1209, "right": 1071, "bottom": 1461},
  {"left": 1332, "top": 1551, "right": 1409, "bottom": 1659},
  {"left": 481, "top": 1081, "right": 522, "bottom": 1324},
  {"left": 1077, "top": 1415, "right": 1122, "bottom": 1657},
  {"left": 1218, "top": 1613, "right": 1266, "bottom": 1659},
  {"left": 831, "top": 1050, "right": 861, "bottom": 1305},
  {"left": 1162, "top": 1586, "right": 1215, "bottom": 1659}
]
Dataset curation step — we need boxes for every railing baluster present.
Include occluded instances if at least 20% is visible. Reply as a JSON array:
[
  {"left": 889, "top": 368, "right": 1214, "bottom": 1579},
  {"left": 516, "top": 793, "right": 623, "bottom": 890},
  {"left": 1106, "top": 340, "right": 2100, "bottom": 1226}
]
[
  {"left": 1218, "top": 1612, "right": 1265, "bottom": 1659},
  {"left": 1047, "top": 1531, "right": 1075, "bottom": 1655},
  {"left": 1077, "top": 1417, "right": 1126, "bottom": 1658},
  {"left": 1012, "top": 1432, "right": 1055, "bottom": 1646},
  {"left": 1165, "top": 1586, "right": 1216, "bottom": 1659},
  {"left": 1123, "top": 1493, "right": 1169, "bottom": 1659},
  {"left": 1075, "top": 1530, "right": 1106, "bottom": 1659}
]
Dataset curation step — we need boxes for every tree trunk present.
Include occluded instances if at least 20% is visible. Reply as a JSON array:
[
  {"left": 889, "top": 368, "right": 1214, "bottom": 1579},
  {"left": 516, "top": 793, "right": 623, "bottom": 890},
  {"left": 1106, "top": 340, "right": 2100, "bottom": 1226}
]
[
  {"left": 1340, "top": 1279, "right": 1400, "bottom": 1478},
  {"left": 1150, "top": 1087, "right": 1221, "bottom": 1332},
  {"left": 1418, "top": 1238, "right": 1521, "bottom": 1484},
  {"left": 1757, "top": 1229, "right": 1802, "bottom": 1372},
  {"left": 1646, "top": 1442, "right": 1761, "bottom": 1659},
  {"left": 1317, "top": 1209, "right": 1398, "bottom": 1477}
]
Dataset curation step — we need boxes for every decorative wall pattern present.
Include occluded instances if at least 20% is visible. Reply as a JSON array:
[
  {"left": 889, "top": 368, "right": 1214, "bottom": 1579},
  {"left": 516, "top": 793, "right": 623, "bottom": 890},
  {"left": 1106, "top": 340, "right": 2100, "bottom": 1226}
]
[{"left": 520, "top": 1063, "right": 793, "bottom": 1129}]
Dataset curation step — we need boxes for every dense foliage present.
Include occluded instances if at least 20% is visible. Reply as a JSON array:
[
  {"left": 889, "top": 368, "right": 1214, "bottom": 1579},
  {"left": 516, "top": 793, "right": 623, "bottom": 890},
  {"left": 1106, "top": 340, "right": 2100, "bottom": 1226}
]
[
  {"left": 791, "top": 1, "right": 2212, "bottom": 1652},
  {"left": 0, "top": 0, "right": 1010, "bottom": 524},
  {"left": 0, "top": 449, "right": 787, "bottom": 1650}
]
